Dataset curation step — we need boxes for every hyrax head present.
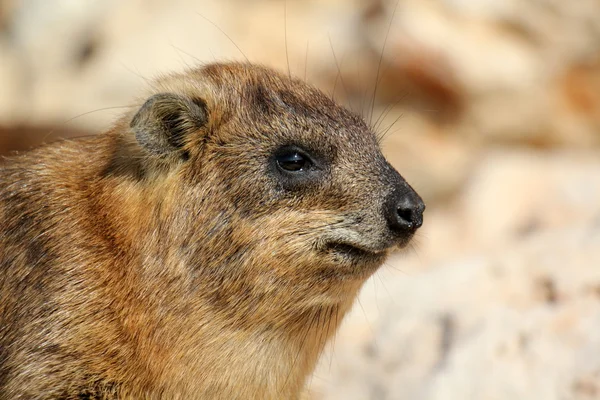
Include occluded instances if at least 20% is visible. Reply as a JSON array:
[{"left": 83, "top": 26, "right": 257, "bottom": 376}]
[{"left": 128, "top": 63, "right": 424, "bottom": 301}]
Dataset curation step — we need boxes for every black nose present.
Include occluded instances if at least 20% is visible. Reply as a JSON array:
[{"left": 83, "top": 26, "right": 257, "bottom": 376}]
[{"left": 385, "top": 187, "right": 425, "bottom": 233}]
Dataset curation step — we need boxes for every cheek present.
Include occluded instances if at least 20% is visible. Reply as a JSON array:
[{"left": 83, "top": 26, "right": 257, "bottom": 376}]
[
  {"left": 246, "top": 210, "right": 340, "bottom": 251},
  {"left": 318, "top": 178, "right": 371, "bottom": 214},
  {"left": 214, "top": 168, "right": 332, "bottom": 218},
  {"left": 210, "top": 160, "right": 273, "bottom": 212}
]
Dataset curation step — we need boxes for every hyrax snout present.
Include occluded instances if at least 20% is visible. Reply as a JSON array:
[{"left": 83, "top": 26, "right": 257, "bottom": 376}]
[{"left": 0, "top": 62, "right": 424, "bottom": 399}]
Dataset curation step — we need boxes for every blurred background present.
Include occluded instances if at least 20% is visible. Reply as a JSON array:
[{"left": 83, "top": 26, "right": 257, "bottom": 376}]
[{"left": 1, "top": 0, "right": 600, "bottom": 398}]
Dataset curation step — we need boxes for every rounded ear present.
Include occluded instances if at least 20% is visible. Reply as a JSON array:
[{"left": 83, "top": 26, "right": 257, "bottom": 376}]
[{"left": 130, "top": 93, "right": 207, "bottom": 157}]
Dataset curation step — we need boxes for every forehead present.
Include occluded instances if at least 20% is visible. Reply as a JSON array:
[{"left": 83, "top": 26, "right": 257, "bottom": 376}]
[{"left": 205, "top": 64, "right": 376, "bottom": 150}]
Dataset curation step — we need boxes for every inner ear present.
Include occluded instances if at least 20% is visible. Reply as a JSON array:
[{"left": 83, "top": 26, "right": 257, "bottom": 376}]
[{"left": 130, "top": 93, "right": 207, "bottom": 157}]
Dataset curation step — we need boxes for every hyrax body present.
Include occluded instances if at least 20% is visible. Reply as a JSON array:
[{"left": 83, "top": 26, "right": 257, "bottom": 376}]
[{"left": 0, "top": 63, "right": 424, "bottom": 399}]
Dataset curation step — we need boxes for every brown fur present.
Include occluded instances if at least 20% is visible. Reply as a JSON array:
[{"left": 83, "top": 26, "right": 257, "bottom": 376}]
[{"left": 0, "top": 63, "right": 423, "bottom": 399}]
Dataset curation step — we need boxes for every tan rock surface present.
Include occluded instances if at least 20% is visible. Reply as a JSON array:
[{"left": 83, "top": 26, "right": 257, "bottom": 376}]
[
  {"left": 310, "top": 149, "right": 600, "bottom": 399},
  {"left": 1, "top": 1, "right": 600, "bottom": 398}
]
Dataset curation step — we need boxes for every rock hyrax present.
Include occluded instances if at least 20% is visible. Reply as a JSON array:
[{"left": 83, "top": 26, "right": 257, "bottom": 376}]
[{"left": 0, "top": 62, "right": 424, "bottom": 399}]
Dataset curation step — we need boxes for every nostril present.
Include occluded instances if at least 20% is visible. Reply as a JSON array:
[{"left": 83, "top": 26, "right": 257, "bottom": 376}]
[
  {"left": 393, "top": 199, "right": 424, "bottom": 232},
  {"left": 384, "top": 187, "right": 425, "bottom": 234},
  {"left": 397, "top": 207, "right": 414, "bottom": 228}
]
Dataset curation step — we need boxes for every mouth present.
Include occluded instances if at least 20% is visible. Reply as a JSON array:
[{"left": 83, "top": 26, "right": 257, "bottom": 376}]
[{"left": 323, "top": 241, "right": 388, "bottom": 262}]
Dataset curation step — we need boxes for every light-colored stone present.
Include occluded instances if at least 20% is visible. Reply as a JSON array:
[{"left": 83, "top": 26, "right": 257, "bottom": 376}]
[
  {"left": 2, "top": 2, "right": 600, "bottom": 399},
  {"left": 311, "top": 224, "right": 600, "bottom": 400},
  {"left": 460, "top": 149, "right": 600, "bottom": 250},
  {"left": 379, "top": 108, "right": 476, "bottom": 204},
  {"left": 363, "top": 0, "right": 600, "bottom": 147},
  {"left": 0, "top": 0, "right": 364, "bottom": 130}
]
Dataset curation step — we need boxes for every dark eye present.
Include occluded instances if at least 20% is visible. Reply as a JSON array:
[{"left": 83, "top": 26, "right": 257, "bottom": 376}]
[
  {"left": 276, "top": 151, "right": 309, "bottom": 172},
  {"left": 271, "top": 146, "right": 323, "bottom": 191}
]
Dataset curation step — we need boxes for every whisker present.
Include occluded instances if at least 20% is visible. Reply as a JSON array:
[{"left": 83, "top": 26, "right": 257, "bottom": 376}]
[
  {"left": 374, "top": 271, "right": 395, "bottom": 304},
  {"left": 368, "top": 0, "right": 400, "bottom": 127},
  {"left": 328, "top": 35, "right": 350, "bottom": 109},
  {"left": 383, "top": 260, "right": 409, "bottom": 275},
  {"left": 195, "top": 11, "right": 249, "bottom": 62},
  {"left": 378, "top": 111, "right": 405, "bottom": 143},
  {"left": 169, "top": 42, "right": 202, "bottom": 66},
  {"left": 356, "top": 297, "right": 377, "bottom": 353},
  {"left": 329, "top": 305, "right": 340, "bottom": 371},
  {"left": 41, "top": 105, "right": 136, "bottom": 143},
  {"left": 284, "top": 0, "right": 291, "bottom": 79},
  {"left": 373, "top": 92, "right": 409, "bottom": 137},
  {"left": 304, "top": 40, "right": 310, "bottom": 82},
  {"left": 408, "top": 242, "right": 424, "bottom": 267}
]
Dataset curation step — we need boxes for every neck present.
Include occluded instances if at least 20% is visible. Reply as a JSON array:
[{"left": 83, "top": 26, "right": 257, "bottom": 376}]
[{"left": 156, "top": 299, "right": 357, "bottom": 399}]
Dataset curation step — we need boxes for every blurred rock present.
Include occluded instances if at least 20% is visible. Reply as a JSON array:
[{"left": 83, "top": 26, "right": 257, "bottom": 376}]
[
  {"left": 310, "top": 148, "right": 600, "bottom": 399},
  {"left": 0, "top": 0, "right": 363, "bottom": 130},
  {"left": 0, "top": 125, "right": 91, "bottom": 156},
  {"left": 460, "top": 149, "right": 600, "bottom": 250},
  {"left": 2, "top": 0, "right": 600, "bottom": 149},
  {"left": 0, "top": 39, "right": 23, "bottom": 124},
  {"left": 310, "top": 224, "right": 600, "bottom": 400},
  {"left": 0, "top": 0, "right": 15, "bottom": 31},
  {"left": 362, "top": 0, "right": 600, "bottom": 147},
  {"left": 377, "top": 108, "right": 476, "bottom": 204},
  {"left": 2, "top": 1, "right": 600, "bottom": 399}
]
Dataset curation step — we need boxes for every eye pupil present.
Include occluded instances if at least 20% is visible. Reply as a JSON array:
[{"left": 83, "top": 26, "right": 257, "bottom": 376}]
[{"left": 277, "top": 152, "right": 307, "bottom": 172}]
